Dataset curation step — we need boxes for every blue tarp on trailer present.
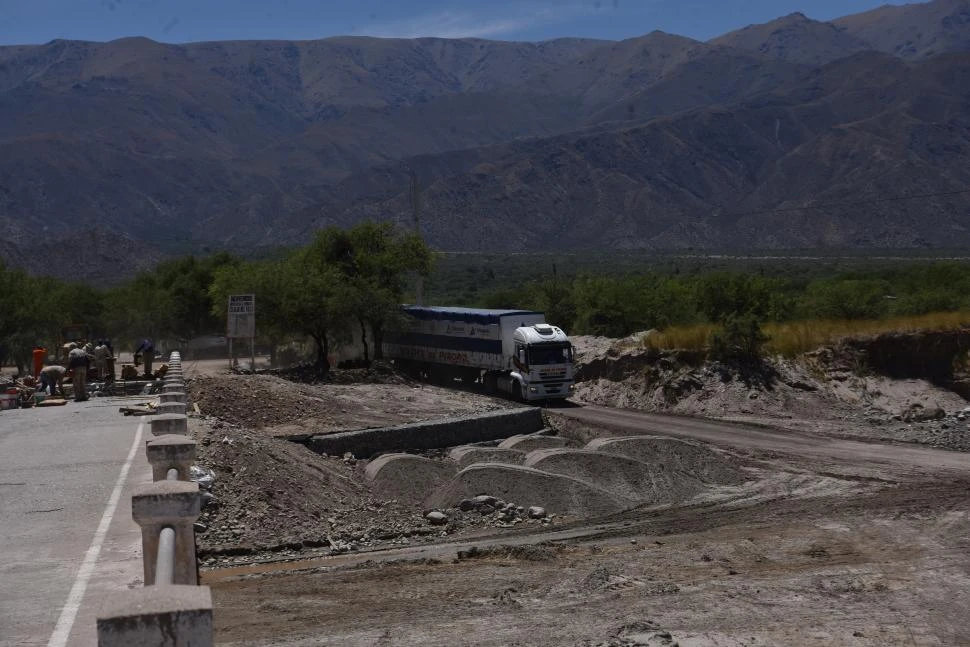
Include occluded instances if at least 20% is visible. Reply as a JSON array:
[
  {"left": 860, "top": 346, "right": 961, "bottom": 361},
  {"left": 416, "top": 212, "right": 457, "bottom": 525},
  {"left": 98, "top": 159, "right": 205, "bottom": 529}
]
[{"left": 401, "top": 306, "right": 541, "bottom": 326}]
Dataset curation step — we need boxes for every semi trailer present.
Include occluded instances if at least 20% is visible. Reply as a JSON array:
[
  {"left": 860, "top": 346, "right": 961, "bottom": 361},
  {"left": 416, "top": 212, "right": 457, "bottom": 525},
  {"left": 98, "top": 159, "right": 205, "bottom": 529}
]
[{"left": 382, "top": 306, "right": 575, "bottom": 401}]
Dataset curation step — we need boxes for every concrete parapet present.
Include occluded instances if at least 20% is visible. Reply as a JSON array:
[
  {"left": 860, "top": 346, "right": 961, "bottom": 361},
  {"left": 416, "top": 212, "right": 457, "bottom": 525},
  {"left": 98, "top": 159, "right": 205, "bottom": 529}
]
[
  {"left": 132, "top": 480, "right": 200, "bottom": 585},
  {"left": 97, "top": 585, "right": 213, "bottom": 647},
  {"left": 448, "top": 446, "right": 526, "bottom": 468},
  {"left": 364, "top": 453, "right": 457, "bottom": 501},
  {"left": 307, "top": 407, "right": 545, "bottom": 458},
  {"left": 499, "top": 433, "right": 568, "bottom": 452},
  {"left": 149, "top": 414, "right": 188, "bottom": 436},
  {"left": 159, "top": 391, "right": 188, "bottom": 405},
  {"left": 156, "top": 402, "right": 187, "bottom": 417},
  {"left": 146, "top": 436, "right": 197, "bottom": 482}
]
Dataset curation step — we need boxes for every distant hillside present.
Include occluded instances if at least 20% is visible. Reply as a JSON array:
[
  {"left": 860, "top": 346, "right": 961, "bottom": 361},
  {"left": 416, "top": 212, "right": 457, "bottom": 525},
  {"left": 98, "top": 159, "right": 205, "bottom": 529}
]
[{"left": 0, "top": 0, "right": 969, "bottom": 281}]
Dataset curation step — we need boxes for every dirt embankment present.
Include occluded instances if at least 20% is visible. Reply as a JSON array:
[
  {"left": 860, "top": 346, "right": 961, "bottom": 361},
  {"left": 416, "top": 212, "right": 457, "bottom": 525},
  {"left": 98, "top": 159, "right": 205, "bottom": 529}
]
[
  {"left": 187, "top": 369, "right": 532, "bottom": 564},
  {"left": 187, "top": 338, "right": 970, "bottom": 646},
  {"left": 571, "top": 330, "right": 970, "bottom": 451}
]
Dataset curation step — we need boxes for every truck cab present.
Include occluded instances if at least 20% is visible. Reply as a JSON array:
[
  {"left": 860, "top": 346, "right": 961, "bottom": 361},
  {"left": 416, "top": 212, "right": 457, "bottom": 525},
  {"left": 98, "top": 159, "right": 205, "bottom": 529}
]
[{"left": 506, "top": 323, "right": 574, "bottom": 401}]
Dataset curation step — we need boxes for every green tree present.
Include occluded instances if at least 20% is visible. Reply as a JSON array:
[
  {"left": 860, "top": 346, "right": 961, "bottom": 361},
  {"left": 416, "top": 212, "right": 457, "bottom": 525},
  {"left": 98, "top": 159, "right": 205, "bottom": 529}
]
[
  {"left": 342, "top": 222, "right": 432, "bottom": 361},
  {"left": 284, "top": 244, "right": 353, "bottom": 369},
  {"left": 696, "top": 273, "right": 780, "bottom": 324},
  {"left": 801, "top": 279, "right": 891, "bottom": 320},
  {"left": 709, "top": 313, "right": 770, "bottom": 365}
]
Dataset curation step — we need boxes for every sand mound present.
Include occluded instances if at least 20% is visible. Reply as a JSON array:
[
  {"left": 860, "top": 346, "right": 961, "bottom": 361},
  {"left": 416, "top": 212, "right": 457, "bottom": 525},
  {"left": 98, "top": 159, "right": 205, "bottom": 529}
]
[
  {"left": 365, "top": 453, "right": 458, "bottom": 502},
  {"left": 523, "top": 449, "right": 705, "bottom": 504},
  {"left": 448, "top": 446, "right": 526, "bottom": 468},
  {"left": 586, "top": 436, "right": 745, "bottom": 485},
  {"left": 428, "top": 463, "right": 636, "bottom": 516},
  {"left": 499, "top": 434, "right": 569, "bottom": 452}
]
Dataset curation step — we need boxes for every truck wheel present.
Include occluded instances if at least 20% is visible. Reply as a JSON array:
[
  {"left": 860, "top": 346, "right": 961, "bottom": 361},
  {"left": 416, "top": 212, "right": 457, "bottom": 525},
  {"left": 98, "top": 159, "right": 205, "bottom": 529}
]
[{"left": 512, "top": 382, "right": 523, "bottom": 402}]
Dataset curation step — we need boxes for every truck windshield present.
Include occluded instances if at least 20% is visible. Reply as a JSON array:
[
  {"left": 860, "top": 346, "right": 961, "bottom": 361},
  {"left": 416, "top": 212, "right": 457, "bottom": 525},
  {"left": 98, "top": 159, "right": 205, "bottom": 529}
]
[{"left": 529, "top": 344, "right": 572, "bottom": 365}]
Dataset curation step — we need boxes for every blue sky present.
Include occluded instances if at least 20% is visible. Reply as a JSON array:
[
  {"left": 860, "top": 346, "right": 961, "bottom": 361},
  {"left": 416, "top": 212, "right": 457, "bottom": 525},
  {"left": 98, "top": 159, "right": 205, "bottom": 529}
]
[{"left": 0, "top": 0, "right": 911, "bottom": 45}]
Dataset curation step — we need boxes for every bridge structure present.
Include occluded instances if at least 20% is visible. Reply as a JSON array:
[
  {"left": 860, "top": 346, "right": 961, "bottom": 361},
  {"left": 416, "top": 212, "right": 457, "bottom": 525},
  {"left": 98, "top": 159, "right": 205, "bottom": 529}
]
[{"left": 0, "top": 352, "right": 210, "bottom": 647}]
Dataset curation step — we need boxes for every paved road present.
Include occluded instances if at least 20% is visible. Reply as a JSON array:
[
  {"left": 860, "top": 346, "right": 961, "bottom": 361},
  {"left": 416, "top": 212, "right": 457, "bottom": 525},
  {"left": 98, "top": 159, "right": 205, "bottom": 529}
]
[
  {"left": 555, "top": 404, "right": 970, "bottom": 472},
  {"left": 0, "top": 396, "right": 152, "bottom": 647}
]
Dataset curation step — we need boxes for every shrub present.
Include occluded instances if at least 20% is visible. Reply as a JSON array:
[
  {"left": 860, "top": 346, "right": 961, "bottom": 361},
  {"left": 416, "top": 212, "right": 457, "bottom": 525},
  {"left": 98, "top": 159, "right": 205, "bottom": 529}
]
[{"left": 708, "top": 314, "right": 770, "bottom": 364}]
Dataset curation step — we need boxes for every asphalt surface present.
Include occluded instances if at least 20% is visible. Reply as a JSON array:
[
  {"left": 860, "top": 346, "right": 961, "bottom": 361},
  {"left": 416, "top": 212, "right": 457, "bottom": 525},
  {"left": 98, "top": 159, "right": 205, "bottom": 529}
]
[{"left": 0, "top": 395, "right": 153, "bottom": 647}]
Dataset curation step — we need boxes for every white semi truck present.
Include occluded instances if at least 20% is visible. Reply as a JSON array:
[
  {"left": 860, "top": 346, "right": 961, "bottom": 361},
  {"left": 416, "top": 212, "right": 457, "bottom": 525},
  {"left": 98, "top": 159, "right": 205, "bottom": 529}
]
[{"left": 382, "top": 306, "right": 575, "bottom": 401}]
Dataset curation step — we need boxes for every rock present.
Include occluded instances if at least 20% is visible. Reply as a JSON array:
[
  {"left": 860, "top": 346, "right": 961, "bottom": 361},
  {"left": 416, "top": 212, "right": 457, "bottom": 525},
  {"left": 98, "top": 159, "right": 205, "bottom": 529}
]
[
  {"left": 193, "top": 522, "right": 208, "bottom": 533},
  {"left": 200, "top": 492, "right": 216, "bottom": 509},
  {"left": 472, "top": 494, "right": 497, "bottom": 507},
  {"left": 900, "top": 403, "right": 946, "bottom": 422},
  {"left": 527, "top": 506, "right": 547, "bottom": 519},
  {"left": 458, "top": 498, "right": 476, "bottom": 512},
  {"left": 425, "top": 511, "right": 449, "bottom": 525}
]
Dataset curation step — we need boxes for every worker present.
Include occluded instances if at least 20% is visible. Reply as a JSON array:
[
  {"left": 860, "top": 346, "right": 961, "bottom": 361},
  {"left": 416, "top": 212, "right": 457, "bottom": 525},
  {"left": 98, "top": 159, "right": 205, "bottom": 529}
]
[
  {"left": 94, "top": 340, "right": 113, "bottom": 383},
  {"left": 39, "top": 365, "right": 67, "bottom": 397},
  {"left": 68, "top": 343, "right": 92, "bottom": 402},
  {"left": 104, "top": 339, "right": 116, "bottom": 383},
  {"left": 134, "top": 338, "right": 155, "bottom": 378},
  {"left": 32, "top": 345, "right": 46, "bottom": 379}
]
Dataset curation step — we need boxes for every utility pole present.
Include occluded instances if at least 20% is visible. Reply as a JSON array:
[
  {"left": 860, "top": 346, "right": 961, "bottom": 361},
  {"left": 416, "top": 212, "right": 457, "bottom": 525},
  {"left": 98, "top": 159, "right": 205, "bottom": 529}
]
[{"left": 409, "top": 168, "right": 425, "bottom": 306}]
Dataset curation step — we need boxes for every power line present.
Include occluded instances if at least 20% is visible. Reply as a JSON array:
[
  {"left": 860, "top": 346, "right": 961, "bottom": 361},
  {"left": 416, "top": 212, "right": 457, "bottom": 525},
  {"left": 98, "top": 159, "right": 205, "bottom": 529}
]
[{"left": 718, "top": 188, "right": 970, "bottom": 219}]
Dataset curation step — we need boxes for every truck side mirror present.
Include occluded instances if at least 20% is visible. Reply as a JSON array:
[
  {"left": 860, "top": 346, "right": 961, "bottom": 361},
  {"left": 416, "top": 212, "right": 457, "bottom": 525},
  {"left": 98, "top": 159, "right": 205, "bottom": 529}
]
[{"left": 518, "top": 348, "right": 526, "bottom": 364}]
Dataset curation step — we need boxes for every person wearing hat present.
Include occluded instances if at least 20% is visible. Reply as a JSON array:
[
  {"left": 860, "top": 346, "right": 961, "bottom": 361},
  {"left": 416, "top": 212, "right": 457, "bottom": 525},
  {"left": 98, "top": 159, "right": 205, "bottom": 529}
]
[
  {"left": 68, "top": 343, "right": 93, "bottom": 402},
  {"left": 134, "top": 338, "right": 155, "bottom": 379},
  {"left": 94, "top": 340, "right": 114, "bottom": 384}
]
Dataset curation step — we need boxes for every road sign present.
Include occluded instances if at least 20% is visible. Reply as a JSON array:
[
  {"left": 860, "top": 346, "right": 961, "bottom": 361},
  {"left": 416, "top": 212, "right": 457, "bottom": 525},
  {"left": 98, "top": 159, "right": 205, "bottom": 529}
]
[{"left": 227, "top": 294, "right": 255, "bottom": 339}]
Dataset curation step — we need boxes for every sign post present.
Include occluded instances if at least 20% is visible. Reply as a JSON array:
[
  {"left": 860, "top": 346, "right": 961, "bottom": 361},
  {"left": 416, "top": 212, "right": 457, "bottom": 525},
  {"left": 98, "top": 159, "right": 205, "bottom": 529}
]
[{"left": 227, "top": 294, "right": 256, "bottom": 371}]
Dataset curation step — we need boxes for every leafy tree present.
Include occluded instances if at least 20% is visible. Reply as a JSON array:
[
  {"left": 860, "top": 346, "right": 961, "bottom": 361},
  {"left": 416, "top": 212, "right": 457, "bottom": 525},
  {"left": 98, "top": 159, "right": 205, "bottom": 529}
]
[
  {"left": 708, "top": 313, "right": 770, "bottom": 365},
  {"left": 209, "top": 258, "right": 292, "bottom": 365},
  {"left": 696, "top": 273, "right": 783, "bottom": 323},
  {"left": 801, "top": 279, "right": 891, "bottom": 320},
  {"left": 572, "top": 276, "right": 631, "bottom": 337},
  {"left": 284, "top": 243, "right": 354, "bottom": 369},
  {"left": 343, "top": 222, "right": 432, "bottom": 360}
]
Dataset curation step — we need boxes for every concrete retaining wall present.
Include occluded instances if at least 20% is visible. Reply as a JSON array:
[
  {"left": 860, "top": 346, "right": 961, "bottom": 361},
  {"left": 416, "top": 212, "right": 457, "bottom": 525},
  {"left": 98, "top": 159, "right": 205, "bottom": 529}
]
[{"left": 306, "top": 407, "right": 544, "bottom": 458}]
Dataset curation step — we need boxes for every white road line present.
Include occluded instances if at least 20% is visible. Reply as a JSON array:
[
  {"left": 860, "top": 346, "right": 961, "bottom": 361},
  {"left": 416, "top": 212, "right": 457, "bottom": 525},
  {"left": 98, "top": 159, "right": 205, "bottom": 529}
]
[{"left": 47, "top": 420, "right": 144, "bottom": 647}]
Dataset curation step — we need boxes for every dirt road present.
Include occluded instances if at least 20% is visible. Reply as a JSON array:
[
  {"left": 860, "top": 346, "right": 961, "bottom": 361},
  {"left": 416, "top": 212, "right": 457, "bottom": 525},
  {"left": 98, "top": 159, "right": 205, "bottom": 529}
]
[
  {"left": 205, "top": 404, "right": 970, "bottom": 646},
  {"left": 553, "top": 404, "right": 970, "bottom": 473}
]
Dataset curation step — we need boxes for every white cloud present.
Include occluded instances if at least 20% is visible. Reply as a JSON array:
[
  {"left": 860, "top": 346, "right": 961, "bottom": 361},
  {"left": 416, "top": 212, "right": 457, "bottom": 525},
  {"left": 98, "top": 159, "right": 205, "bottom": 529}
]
[{"left": 361, "top": 3, "right": 589, "bottom": 40}]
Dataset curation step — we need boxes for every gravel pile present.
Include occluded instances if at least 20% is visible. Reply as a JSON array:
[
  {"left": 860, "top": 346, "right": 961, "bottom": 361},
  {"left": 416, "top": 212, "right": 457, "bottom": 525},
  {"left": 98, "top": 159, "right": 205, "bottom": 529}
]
[
  {"left": 523, "top": 448, "right": 706, "bottom": 504},
  {"left": 428, "top": 463, "right": 638, "bottom": 517},
  {"left": 587, "top": 436, "right": 746, "bottom": 485}
]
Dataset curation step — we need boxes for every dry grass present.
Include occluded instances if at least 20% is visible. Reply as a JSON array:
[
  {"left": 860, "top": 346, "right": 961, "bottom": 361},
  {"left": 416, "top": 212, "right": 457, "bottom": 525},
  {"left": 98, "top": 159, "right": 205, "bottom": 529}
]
[
  {"left": 643, "top": 324, "right": 716, "bottom": 352},
  {"left": 643, "top": 311, "right": 970, "bottom": 357}
]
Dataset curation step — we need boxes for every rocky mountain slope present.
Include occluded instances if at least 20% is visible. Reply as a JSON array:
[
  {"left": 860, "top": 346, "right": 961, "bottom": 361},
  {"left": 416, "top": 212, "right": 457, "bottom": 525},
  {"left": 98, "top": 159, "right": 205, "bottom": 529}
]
[{"left": 1, "top": 0, "right": 969, "bottom": 279}]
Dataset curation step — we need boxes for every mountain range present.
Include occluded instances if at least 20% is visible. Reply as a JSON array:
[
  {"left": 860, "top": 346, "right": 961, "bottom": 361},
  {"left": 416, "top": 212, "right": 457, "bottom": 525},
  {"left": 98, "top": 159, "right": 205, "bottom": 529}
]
[{"left": 1, "top": 0, "right": 970, "bottom": 280}]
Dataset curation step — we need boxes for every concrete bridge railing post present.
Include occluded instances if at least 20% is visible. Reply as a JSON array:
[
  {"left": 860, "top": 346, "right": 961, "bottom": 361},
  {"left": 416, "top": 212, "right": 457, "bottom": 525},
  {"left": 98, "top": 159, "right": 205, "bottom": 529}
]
[
  {"left": 131, "top": 480, "right": 201, "bottom": 586},
  {"left": 96, "top": 585, "right": 213, "bottom": 646},
  {"left": 146, "top": 435, "right": 197, "bottom": 482},
  {"left": 98, "top": 350, "right": 214, "bottom": 646}
]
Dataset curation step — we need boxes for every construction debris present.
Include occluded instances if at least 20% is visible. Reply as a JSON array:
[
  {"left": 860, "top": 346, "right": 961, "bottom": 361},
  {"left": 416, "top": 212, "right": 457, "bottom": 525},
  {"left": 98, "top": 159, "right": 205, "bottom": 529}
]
[{"left": 119, "top": 401, "right": 159, "bottom": 416}]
